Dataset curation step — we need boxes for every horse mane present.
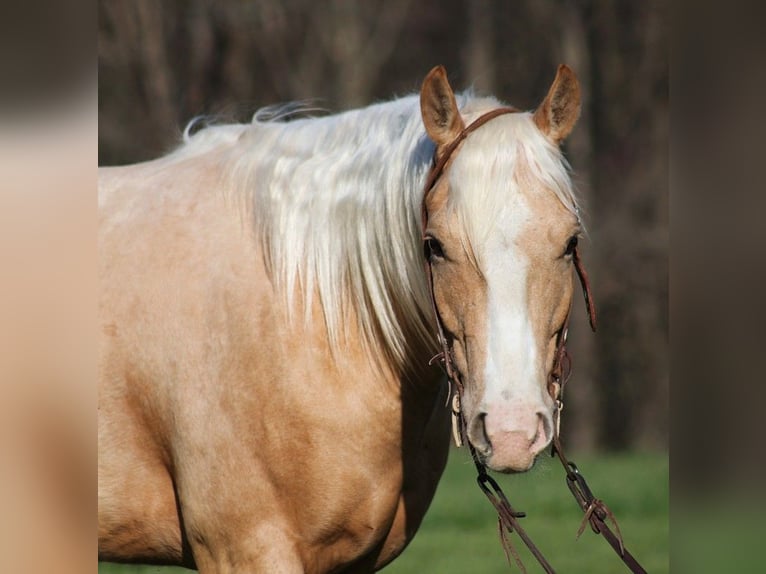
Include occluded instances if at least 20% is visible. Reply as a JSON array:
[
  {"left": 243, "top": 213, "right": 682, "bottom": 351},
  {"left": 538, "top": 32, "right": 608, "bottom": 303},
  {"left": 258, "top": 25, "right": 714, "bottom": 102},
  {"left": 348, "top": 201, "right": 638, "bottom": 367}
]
[{"left": 176, "top": 93, "right": 579, "bottom": 371}]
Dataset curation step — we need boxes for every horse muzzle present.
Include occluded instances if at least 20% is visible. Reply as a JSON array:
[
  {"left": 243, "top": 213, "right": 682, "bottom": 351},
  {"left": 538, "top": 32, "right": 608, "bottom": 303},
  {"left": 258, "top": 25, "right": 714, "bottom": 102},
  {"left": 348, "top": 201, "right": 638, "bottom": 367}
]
[{"left": 467, "top": 404, "right": 553, "bottom": 473}]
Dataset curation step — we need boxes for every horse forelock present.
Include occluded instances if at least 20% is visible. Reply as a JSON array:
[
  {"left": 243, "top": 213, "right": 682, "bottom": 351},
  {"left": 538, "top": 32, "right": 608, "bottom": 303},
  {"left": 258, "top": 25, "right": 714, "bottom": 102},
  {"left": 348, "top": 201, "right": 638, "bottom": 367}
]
[{"left": 445, "top": 112, "right": 580, "bottom": 269}]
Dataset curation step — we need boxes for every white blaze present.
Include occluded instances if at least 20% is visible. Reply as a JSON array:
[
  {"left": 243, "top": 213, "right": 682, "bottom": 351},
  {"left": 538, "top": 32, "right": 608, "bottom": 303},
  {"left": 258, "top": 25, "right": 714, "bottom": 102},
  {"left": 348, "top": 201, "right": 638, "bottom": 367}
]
[
  {"left": 480, "top": 195, "right": 544, "bottom": 411},
  {"left": 479, "top": 194, "right": 551, "bottom": 470}
]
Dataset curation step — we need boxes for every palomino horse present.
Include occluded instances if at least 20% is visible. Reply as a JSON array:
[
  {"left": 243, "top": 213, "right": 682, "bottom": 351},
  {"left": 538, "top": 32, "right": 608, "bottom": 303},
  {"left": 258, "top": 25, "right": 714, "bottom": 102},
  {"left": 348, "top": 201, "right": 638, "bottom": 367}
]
[{"left": 98, "top": 65, "right": 583, "bottom": 572}]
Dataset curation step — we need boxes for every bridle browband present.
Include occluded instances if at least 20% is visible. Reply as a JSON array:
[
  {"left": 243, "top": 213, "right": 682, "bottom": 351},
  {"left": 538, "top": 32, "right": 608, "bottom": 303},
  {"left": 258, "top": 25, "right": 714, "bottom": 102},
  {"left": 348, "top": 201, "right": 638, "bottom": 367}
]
[{"left": 420, "top": 108, "right": 646, "bottom": 573}]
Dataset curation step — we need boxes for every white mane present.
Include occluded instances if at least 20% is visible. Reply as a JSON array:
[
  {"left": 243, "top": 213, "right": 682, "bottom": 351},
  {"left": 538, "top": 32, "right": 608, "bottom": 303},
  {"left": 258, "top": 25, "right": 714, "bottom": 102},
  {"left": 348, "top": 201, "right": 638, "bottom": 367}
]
[{"left": 178, "top": 93, "right": 579, "bottom": 370}]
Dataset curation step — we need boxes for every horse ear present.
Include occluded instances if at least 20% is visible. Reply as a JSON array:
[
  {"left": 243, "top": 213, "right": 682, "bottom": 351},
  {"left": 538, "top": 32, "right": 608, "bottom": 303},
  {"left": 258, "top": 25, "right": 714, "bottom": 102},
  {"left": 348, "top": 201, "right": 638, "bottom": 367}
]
[
  {"left": 533, "top": 65, "right": 581, "bottom": 144},
  {"left": 420, "top": 66, "right": 466, "bottom": 148}
]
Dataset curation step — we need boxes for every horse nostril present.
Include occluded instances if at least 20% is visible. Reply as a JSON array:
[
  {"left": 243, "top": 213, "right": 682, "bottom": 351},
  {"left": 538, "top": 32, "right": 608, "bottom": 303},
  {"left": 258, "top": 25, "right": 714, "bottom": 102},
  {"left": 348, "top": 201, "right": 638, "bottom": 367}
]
[
  {"left": 476, "top": 412, "right": 492, "bottom": 455},
  {"left": 467, "top": 412, "right": 492, "bottom": 456},
  {"left": 531, "top": 411, "right": 553, "bottom": 454}
]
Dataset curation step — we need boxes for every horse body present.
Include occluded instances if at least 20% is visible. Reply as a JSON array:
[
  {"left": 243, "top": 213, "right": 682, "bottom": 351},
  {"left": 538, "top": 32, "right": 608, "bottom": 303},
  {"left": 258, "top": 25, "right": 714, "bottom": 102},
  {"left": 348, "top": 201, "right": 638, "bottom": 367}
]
[{"left": 99, "top": 66, "right": 583, "bottom": 572}]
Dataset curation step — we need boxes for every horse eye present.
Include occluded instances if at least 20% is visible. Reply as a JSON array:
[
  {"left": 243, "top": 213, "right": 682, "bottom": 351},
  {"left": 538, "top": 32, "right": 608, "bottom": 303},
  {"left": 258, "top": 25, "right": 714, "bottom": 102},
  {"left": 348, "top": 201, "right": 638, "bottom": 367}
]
[
  {"left": 424, "top": 237, "right": 445, "bottom": 261},
  {"left": 564, "top": 236, "right": 578, "bottom": 256}
]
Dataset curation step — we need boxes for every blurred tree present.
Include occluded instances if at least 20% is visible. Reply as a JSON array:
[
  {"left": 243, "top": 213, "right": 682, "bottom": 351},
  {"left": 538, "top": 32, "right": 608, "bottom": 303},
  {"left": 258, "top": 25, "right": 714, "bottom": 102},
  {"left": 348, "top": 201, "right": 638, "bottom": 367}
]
[
  {"left": 579, "top": 0, "right": 668, "bottom": 450},
  {"left": 464, "top": 0, "right": 495, "bottom": 93}
]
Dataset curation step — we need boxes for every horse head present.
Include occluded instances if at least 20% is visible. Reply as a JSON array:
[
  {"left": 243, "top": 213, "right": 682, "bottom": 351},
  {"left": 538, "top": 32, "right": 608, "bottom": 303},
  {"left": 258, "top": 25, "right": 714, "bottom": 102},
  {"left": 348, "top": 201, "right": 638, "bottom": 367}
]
[{"left": 420, "top": 65, "right": 582, "bottom": 473}]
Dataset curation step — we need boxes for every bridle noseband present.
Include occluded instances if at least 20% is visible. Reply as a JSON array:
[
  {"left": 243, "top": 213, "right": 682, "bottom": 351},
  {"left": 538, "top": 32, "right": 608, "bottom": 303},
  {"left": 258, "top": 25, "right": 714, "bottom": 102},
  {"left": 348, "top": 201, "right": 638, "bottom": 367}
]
[{"left": 420, "top": 108, "right": 646, "bottom": 574}]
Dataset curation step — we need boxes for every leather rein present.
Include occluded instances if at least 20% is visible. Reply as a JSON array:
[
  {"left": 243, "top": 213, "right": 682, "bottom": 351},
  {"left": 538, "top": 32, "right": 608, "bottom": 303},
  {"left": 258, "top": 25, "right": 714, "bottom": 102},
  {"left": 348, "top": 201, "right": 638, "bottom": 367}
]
[{"left": 420, "top": 107, "right": 647, "bottom": 573}]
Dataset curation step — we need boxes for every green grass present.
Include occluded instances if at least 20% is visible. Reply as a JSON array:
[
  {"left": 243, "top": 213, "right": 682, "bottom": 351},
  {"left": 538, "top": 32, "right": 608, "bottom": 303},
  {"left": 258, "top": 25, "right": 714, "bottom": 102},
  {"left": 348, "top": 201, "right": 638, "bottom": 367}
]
[
  {"left": 385, "top": 449, "right": 667, "bottom": 573},
  {"left": 99, "top": 450, "right": 667, "bottom": 573}
]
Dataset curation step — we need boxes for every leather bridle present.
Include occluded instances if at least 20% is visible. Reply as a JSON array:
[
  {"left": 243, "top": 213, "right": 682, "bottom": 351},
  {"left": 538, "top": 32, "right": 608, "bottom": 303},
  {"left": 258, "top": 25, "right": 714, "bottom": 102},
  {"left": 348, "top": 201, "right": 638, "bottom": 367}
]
[{"left": 420, "top": 108, "right": 647, "bottom": 573}]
